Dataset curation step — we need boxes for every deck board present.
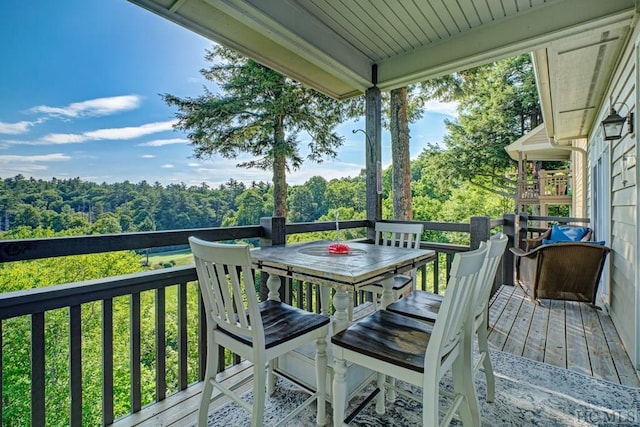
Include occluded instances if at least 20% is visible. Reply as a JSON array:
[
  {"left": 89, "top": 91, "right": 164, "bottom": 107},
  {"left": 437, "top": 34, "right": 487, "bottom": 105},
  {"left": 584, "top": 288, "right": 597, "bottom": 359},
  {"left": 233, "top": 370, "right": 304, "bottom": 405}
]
[
  {"left": 487, "top": 284, "right": 522, "bottom": 350},
  {"left": 119, "top": 285, "right": 639, "bottom": 427},
  {"left": 565, "top": 301, "right": 591, "bottom": 377},
  {"left": 521, "top": 300, "right": 550, "bottom": 362},
  {"left": 544, "top": 299, "right": 567, "bottom": 367}
]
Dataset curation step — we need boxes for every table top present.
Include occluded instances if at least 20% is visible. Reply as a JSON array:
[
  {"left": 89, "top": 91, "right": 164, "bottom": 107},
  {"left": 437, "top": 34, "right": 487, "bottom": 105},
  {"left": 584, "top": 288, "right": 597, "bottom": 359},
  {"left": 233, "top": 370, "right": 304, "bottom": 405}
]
[{"left": 251, "top": 240, "right": 436, "bottom": 290}]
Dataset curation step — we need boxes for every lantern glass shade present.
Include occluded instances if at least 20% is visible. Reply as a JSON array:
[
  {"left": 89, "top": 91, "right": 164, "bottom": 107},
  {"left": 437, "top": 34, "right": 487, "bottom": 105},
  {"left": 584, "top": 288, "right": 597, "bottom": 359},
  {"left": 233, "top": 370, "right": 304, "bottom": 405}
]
[{"left": 601, "top": 108, "right": 627, "bottom": 140}]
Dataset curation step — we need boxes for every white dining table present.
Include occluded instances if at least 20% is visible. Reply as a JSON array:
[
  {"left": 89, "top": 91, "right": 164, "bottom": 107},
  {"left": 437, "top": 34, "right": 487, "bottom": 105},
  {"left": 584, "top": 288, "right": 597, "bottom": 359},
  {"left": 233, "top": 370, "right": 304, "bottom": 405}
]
[
  {"left": 250, "top": 240, "right": 436, "bottom": 401},
  {"left": 251, "top": 239, "right": 436, "bottom": 332}
]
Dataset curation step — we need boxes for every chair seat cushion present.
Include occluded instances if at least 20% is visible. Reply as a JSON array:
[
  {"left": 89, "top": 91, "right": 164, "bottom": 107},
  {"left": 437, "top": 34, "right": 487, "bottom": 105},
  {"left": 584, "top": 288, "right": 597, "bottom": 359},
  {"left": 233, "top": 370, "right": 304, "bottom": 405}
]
[
  {"left": 386, "top": 290, "right": 442, "bottom": 322},
  {"left": 361, "top": 274, "right": 412, "bottom": 291},
  {"left": 219, "top": 300, "right": 329, "bottom": 349},
  {"left": 331, "top": 310, "right": 433, "bottom": 372}
]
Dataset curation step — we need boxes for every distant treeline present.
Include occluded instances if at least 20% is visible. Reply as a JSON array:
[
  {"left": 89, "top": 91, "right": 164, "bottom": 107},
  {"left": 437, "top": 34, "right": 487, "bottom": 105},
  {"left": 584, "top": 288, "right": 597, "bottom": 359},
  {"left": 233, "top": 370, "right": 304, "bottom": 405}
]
[
  {"left": 0, "top": 173, "right": 364, "bottom": 234},
  {"left": 0, "top": 146, "right": 518, "bottom": 240}
]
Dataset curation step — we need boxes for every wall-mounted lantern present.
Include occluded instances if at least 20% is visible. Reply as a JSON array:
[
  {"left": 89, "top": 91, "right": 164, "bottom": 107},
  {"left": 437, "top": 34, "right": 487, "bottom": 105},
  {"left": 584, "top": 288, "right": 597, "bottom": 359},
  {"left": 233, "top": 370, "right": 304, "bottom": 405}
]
[{"left": 601, "top": 99, "right": 634, "bottom": 140}]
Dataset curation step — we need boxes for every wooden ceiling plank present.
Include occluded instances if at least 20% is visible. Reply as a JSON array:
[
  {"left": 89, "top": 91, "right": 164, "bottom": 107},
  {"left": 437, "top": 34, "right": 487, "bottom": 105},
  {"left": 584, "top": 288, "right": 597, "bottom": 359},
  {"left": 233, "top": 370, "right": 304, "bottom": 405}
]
[{"left": 378, "top": 0, "right": 634, "bottom": 91}]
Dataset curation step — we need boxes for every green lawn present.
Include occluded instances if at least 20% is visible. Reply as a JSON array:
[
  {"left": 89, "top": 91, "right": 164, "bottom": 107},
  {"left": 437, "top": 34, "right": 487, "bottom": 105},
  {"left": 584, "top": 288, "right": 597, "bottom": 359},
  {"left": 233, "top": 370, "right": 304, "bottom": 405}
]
[{"left": 142, "top": 248, "right": 193, "bottom": 269}]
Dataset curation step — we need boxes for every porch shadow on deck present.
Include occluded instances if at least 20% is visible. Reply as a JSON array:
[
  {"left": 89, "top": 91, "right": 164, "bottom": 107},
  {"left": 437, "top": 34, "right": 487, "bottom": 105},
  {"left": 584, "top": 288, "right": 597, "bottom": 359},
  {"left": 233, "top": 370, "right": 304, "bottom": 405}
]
[{"left": 115, "top": 285, "right": 640, "bottom": 426}]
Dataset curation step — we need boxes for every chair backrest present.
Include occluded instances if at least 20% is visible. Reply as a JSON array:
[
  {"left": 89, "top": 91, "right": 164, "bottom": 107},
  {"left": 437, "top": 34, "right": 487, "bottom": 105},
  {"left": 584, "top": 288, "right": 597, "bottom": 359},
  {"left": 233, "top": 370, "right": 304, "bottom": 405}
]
[
  {"left": 473, "top": 233, "right": 509, "bottom": 318},
  {"left": 424, "top": 244, "right": 488, "bottom": 367},
  {"left": 189, "top": 237, "right": 265, "bottom": 347},
  {"left": 374, "top": 222, "right": 424, "bottom": 249}
]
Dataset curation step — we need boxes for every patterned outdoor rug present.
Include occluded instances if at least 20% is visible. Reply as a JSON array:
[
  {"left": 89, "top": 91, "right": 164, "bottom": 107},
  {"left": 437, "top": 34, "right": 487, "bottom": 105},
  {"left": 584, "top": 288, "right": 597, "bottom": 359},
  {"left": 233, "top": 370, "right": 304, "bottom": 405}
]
[{"left": 206, "top": 350, "right": 640, "bottom": 426}]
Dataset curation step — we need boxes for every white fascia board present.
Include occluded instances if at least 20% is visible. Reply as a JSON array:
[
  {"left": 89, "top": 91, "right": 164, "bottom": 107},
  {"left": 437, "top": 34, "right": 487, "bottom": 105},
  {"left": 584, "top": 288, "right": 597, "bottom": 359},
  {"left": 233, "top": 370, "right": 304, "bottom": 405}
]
[
  {"left": 532, "top": 49, "right": 556, "bottom": 141},
  {"left": 129, "top": 0, "right": 369, "bottom": 99}
]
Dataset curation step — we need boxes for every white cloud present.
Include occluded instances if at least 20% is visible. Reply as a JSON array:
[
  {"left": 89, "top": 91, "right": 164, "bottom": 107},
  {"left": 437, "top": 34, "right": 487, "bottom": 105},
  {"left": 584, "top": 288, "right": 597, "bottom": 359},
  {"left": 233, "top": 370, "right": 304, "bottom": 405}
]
[
  {"left": 0, "top": 121, "right": 34, "bottom": 135},
  {"left": 424, "top": 100, "right": 458, "bottom": 117},
  {"left": 0, "top": 153, "right": 70, "bottom": 163},
  {"left": 30, "top": 95, "right": 142, "bottom": 119},
  {"left": 0, "top": 153, "right": 70, "bottom": 175},
  {"left": 22, "top": 120, "right": 177, "bottom": 145},
  {"left": 40, "top": 133, "right": 89, "bottom": 144},
  {"left": 84, "top": 120, "right": 176, "bottom": 140},
  {"left": 141, "top": 154, "right": 156, "bottom": 158},
  {"left": 161, "top": 164, "right": 174, "bottom": 168},
  {"left": 138, "top": 137, "right": 189, "bottom": 147}
]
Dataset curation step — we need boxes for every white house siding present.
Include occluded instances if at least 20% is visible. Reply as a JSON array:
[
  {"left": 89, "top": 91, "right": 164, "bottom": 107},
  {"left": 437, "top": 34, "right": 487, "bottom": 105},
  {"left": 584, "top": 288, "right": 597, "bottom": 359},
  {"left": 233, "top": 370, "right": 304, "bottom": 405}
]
[{"left": 594, "top": 28, "right": 639, "bottom": 367}]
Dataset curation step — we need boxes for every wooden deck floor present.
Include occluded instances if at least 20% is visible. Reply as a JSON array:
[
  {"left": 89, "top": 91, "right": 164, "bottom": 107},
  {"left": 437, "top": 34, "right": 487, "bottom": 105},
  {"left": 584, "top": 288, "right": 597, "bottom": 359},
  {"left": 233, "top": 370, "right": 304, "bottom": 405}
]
[
  {"left": 487, "top": 285, "right": 640, "bottom": 387},
  {"left": 117, "top": 285, "right": 639, "bottom": 426}
]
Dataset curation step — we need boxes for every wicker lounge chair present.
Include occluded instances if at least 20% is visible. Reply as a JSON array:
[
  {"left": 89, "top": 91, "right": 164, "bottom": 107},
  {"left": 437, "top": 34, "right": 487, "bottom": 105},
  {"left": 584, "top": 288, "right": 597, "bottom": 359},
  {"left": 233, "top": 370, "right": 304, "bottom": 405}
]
[{"left": 511, "top": 241, "right": 610, "bottom": 304}]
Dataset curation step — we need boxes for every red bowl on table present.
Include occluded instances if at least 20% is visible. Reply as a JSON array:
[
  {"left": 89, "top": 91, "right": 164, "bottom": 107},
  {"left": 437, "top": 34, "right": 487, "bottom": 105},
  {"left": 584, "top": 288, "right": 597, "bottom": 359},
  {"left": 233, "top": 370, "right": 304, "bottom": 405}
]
[{"left": 328, "top": 243, "right": 351, "bottom": 254}]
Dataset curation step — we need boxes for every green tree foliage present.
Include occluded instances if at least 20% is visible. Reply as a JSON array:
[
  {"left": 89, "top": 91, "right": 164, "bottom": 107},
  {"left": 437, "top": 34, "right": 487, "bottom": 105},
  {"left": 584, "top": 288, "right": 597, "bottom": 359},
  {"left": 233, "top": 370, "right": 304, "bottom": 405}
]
[
  {"left": 163, "top": 45, "right": 350, "bottom": 218},
  {"left": 422, "top": 54, "right": 541, "bottom": 198}
]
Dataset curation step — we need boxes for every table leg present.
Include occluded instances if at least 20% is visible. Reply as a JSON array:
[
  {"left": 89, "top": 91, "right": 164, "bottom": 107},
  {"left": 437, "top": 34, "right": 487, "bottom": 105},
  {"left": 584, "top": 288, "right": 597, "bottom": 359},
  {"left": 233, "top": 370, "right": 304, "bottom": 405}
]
[
  {"left": 266, "top": 273, "right": 281, "bottom": 393},
  {"left": 380, "top": 276, "right": 395, "bottom": 309},
  {"left": 332, "top": 289, "right": 350, "bottom": 333},
  {"left": 266, "top": 273, "right": 281, "bottom": 302},
  {"left": 380, "top": 276, "right": 397, "bottom": 401}
]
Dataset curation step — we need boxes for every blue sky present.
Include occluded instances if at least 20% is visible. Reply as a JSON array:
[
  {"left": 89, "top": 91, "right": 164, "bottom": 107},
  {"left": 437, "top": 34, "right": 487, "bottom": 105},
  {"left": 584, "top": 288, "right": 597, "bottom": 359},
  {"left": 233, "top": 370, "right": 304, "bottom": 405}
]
[{"left": 0, "top": 1, "right": 456, "bottom": 187}]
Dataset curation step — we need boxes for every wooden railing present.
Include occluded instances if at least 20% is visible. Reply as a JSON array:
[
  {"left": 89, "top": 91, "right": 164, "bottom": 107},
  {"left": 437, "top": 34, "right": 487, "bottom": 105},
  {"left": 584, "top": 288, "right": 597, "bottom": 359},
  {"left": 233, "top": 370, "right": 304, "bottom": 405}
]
[
  {"left": 0, "top": 215, "right": 517, "bottom": 426},
  {"left": 517, "top": 169, "right": 572, "bottom": 203}
]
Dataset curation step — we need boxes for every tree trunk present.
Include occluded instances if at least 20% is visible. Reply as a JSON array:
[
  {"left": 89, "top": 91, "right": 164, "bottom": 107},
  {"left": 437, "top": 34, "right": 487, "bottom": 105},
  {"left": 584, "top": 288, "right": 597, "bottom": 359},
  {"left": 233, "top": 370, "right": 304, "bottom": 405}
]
[
  {"left": 273, "top": 115, "right": 288, "bottom": 218},
  {"left": 390, "top": 87, "right": 412, "bottom": 221}
]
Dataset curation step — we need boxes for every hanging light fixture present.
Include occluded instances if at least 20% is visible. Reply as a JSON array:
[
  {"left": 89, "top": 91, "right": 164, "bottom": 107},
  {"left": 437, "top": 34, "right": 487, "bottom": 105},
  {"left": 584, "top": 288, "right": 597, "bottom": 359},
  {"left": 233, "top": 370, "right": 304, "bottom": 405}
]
[{"left": 601, "top": 98, "right": 634, "bottom": 140}]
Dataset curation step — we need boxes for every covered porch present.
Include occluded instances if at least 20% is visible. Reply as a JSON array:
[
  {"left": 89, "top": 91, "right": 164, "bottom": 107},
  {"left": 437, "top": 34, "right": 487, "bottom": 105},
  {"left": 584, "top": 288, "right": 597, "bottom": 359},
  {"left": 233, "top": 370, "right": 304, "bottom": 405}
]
[{"left": 2, "top": 0, "right": 639, "bottom": 425}]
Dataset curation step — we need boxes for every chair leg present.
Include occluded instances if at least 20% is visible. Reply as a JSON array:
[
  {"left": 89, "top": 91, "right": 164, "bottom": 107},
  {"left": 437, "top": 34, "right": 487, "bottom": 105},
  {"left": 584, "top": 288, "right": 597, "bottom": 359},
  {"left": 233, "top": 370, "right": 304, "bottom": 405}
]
[
  {"left": 454, "top": 337, "right": 480, "bottom": 427},
  {"left": 422, "top": 369, "right": 440, "bottom": 427},
  {"left": 267, "top": 359, "right": 276, "bottom": 395},
  {"left": 252, "top": 356, "right": 267, "bottom": 427},
  {"left": 198, "top": 340, "right": 219, "bottom": 427},
  {"left": 332, "top": 358, "right": 348, "bottom": 427},
  {"left": 315, "top": 336, "right": 328, "bottom": 426},
  {"left": 348, "top": 290, "right": 354, "bottom": 321},
  {"left": 375, "top": 372, "right": 386, "bottom": 415},
  {"left": 476, "top": 317, "right": 495, "bottom": 402}
]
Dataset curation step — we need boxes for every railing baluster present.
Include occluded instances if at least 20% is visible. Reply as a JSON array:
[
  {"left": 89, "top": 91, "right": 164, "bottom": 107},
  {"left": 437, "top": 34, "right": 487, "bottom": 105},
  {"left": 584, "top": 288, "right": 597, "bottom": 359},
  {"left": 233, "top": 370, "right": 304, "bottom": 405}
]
[
  {"left": 70, "top": 305, "right": 82, "bottom": 426},
  {"left": 31, "top": 312, "right": 45, "bottom": 427},
  {"left": 156, "top": 288, "right": 167, "bottom": 400},
  {"left": 131, "top": 292, "right": 142, "bottom": 412},
  {"left": 296, "top": 279, "right": 303, "bottom": 309},
  {"left": 305, "top": 282, "right": 313, "bottom": 312},
  {"left": 178, "top": 283, "right": 188, "bottom": 390},
  {"left": 434, "top": 252, "right": 440, "bottom": 294},
  {"left": 102, "top": 298, "right": 114, "bottom": 426}
]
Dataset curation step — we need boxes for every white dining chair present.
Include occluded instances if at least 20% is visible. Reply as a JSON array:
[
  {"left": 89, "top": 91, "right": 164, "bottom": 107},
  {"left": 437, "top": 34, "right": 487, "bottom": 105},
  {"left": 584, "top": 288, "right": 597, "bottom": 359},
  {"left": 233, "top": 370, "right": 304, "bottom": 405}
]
[
  {"left": 387, "top": 233, "right": 508, "bottom": 402},
  {"left": 332, "top": 244, "right": 487, "bottom": 426},
  {"left": 352, "top": 222, "right": 424, "bottom": 317},
  {"left": 189, "top": 237, "right": 330, "bottom": 427}
]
